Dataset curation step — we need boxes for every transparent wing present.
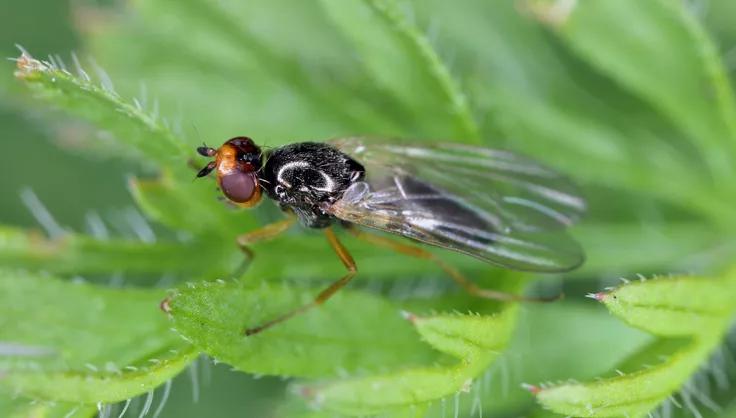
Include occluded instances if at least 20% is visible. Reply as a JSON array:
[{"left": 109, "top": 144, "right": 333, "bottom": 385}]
[
  {"left": 325, "top": 137, "right": 585, "bottom": 272},
  {"left": 331, "top": 137, "right": 586, "bottom": 231}
]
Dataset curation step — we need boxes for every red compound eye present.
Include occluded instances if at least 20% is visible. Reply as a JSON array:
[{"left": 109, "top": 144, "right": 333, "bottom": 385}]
[{"left": 220, "top": 171, "right": 261, "bottom": 206}]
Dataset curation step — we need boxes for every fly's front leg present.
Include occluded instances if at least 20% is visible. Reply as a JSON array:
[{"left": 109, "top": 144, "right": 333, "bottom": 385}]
[
  {"left": 243, "top": 227, "right": 358, "bottom": 336},
  {"left": 234, "top": 215, "right": 296, "bottom": 276}
]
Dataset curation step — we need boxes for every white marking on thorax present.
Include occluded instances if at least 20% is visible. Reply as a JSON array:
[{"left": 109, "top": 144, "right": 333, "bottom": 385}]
[
  {"left": 277, "top": 161, "right": 310, "bottom": 188},
  {"left": 312, "top": 170, "right": 336, "bottom": 192},
  {"left": 276, "top": 160, "right": 336, "bottom": 192}
]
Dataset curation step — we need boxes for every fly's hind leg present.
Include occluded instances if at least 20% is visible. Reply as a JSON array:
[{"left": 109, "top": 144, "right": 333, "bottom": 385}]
[
  {"left": 234, "top": 215, "right": 296, "bottom": 277},
  {"left": 244, "top": 227, "right": 357, "bottom": 336},
  {"left": 345, "top": 226, "right": 559, "bottom": 302}
]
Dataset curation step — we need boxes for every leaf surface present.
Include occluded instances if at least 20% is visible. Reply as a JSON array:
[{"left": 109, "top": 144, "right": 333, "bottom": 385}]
[
  {"left": 534, "top": 271, "right": 736, "bottom": 417},
  {"left": 0, "top": 270, "right": 196, "bottom": 403}
]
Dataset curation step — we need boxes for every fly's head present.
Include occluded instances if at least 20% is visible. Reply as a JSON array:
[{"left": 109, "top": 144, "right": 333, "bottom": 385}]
[{"left": 196, "top": 136, "right": 263, "bottom": 207}]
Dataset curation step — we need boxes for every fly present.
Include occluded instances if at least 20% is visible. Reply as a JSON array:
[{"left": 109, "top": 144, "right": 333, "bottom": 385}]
[{"left": 195, "top": 136, "right": 586, "bottom": 335}]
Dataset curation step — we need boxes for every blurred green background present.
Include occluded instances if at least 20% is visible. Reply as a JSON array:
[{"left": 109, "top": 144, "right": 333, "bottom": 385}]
[
  {"left": 0, "top": 1, "right": 285, "bottom": 416},
  {"left": 0, "top": 1, "right": 133, "bottom": 229},
  {"left": 4, "top": 0, "right": 736, "bottom": 417}
]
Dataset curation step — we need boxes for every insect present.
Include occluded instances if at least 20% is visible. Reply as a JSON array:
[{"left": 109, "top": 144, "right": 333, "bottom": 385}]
[{"left": 196, "top": 136, "right": 586, "bottom": 335}]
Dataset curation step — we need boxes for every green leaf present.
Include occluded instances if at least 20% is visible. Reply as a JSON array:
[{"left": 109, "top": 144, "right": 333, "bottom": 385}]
[
  {"left": 527, "top": 0, "right": 736, "bottom": 185},
  {"left": 14, "top": 50, "right": 190, "bottom": 174},
  {"left": 319, "top": 0, "right": 480, "bottom": 140},
  {"left": 89, "top": 0, "right": 405, "bottom": 140},
  {"left": 0, "top": 269, "right": 197, "bottom": 403},
  {"left": 536, "top": 337, "right": 711, "bottom": 417},
  {"left": 294, "top": 307, "right": 517, "bottom": 416},
  {"left": 411, "top": 0, "right": 733, "bottom": 224},
  {"left": 0, "top": 225, "right": 240, "bottom": 279},
  {"left": 167, "top": 279, "right": 438, "bottom": 378},
  {"left": 532, "top": 271, "right": 736, "bottom": 417},
  {"left": 10, "top": 0, "right": 736, "bottom": 415},
  {"left": 7, "top": 346, "right": 197, "bottom": 405},
  {"left": 600, "top": 275, "right": 736, "bottom": 337},
  {"left": 0, "top": 218, "right": 720, "bottom": 287},
  {"left": 451, "top": 301, "right": 652, "bottom": 418}
]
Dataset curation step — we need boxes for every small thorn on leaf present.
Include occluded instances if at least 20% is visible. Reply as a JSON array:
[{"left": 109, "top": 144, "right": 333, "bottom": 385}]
[
  {"left": 585, "top": 292, "right": 607, "bottom": 302},
  {"left": 295, "top": 384, "right": 325, "bottom": 406},
  {"left": 521, "top": 383, "right": 541, "bottom": 395},
  {"left": 460, "top": 378, "right": 473, "bottom": 393},
  {"left": 160, "top": 296, "right": 172, "bottom": 314},
  {"left": 13, "top": 50, "right": 49, "bottom": 79},
  {"left": 296, "top": 385, "right": 315, "bottom": 399},
  {"left": 400, "top": 310, "right": 417, "bottom": 323}
]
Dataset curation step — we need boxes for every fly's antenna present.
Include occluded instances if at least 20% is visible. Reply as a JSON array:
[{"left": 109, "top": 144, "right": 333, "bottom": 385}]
[
  {"left": 256, "top": 142, "right": 273, "bottom": 173},
  {"left": 256, "top": 151, "right": 271, "bottom": 173},
  {"left": 259, "top": 139, "right": 274, "bottom": 151},
  {"left": 191, "top": 122, "right": 204, "bottom": 146}
]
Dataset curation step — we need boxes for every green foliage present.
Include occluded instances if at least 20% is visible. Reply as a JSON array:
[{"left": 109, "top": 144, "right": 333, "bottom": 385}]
[
  {"left": 14, "top": 48, "right": 188, "bottom": 172},
  {"left": 548, "top": 0, "right": 736, "bottom": 183},
  {"left": 0, "top": 398, "right": 97, "bottom": 418},
  {"left": 295, "top": 308, "right": 517, "bottom": 415},
  {"left": 167, "top": 279, "right": 439, "bottom": 378},
  {"left": 0, "top": 225, "right": 238, "bottom": 277},
  {"left": 319, "top": 0, "right": 480, "bottom": 141},
  {"left": 4, "top": 0, "right": 736, "bottom": 416},
  {"left": 535, "top": 271, "right": 736, "bottom": 417},
  {"left": 0, "top": 270, "right": 195, "bottom": 403}
]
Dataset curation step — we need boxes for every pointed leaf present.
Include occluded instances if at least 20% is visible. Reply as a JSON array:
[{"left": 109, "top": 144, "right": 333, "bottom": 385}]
[
  {"left": 533, "top": 271, "right": 736, "bottom": 417},
  {"left": 599, "top": 275, "right": 736, "bottom": 337},
  {"left": 295, "top": 307, "right": 518, "bottom": 415},
  {"left": 14, "top": 50, "right": 190, "bottom": 174}
]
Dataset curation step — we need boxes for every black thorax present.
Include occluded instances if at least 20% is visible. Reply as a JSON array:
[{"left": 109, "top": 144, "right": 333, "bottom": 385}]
[{"left": 258, "top": 142, "right": 365, "bottom": 228}]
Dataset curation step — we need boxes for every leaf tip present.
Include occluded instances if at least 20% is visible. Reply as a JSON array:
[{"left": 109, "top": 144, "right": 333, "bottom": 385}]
[
  {"left": 521, "top": 383, "right": 542, "bottom": 395},
  {"left": 293, "top": 384, "right": 325, "bottom": 408},
  {"left": 160, "top": 296, "right": 173, "bottom": 314},
  {"left": 585, "top": 291, "right": 608, "bottom": 302},
  {"left": 12, "top": 48, "right": 50, "bottom": 79},
  {"left": 400, "top": 309, "right": 418, "bottom": 323},
  {"left": 460, "top": 378, "right": 473, "bottom": 393}
]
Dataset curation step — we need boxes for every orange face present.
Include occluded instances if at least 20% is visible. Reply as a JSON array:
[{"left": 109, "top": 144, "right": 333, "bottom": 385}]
[{"left": 196, "top": 137, "right": 263, "bottom": 208}]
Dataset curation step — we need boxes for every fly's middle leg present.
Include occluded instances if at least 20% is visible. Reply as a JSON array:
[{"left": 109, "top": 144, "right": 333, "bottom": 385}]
[{"left": 243, "top": 227, "right": 357, "bottom": 336}]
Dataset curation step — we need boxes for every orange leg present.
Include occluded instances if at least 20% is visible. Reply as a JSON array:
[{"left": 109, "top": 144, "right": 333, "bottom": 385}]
[
  {"left": 345, "top": 227, "right": 559, "bottom": 302},
  {"left": 243, "top": 227, "right": 358, "bottom": 336},
  {"left": 234, "top": 216, "right": 296, "bottom": 276}
]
